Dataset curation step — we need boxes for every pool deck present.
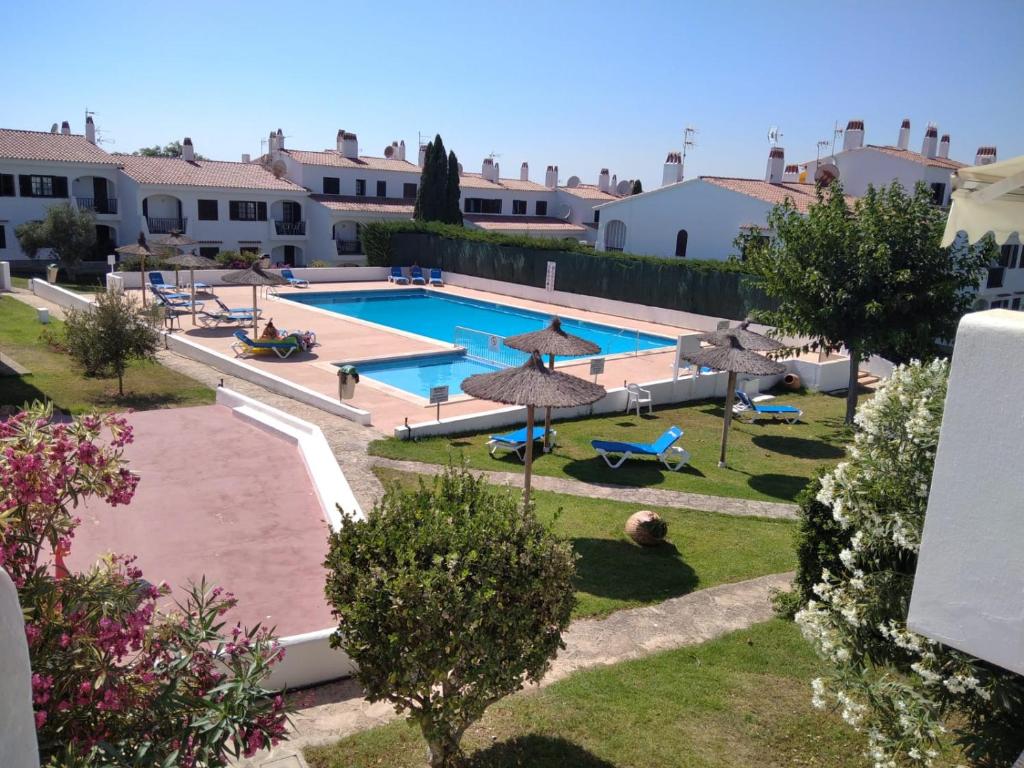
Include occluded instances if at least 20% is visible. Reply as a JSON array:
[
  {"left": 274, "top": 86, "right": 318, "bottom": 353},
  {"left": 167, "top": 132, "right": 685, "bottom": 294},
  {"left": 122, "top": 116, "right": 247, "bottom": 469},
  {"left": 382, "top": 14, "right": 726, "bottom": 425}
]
[{"left": 153, "top": 281, "right": 695, "bottom": 433}]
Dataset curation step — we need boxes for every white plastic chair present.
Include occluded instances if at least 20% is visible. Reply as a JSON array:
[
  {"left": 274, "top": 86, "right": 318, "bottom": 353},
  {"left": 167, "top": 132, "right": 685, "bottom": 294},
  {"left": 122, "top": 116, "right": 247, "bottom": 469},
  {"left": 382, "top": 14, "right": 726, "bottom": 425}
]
[{"left": 625, "top": 383, "right": 653, "bottom": 416}]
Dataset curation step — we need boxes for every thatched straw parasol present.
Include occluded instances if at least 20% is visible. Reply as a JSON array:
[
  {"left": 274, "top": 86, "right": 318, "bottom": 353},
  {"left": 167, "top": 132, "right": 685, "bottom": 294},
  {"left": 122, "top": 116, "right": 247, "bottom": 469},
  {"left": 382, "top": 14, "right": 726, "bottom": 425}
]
[
  {"left": 153, "top": 231, "right": 199, "bottom": 288},
  {"left": 163, "top": 251, "right": 218, "bottom": 325},
  {"left": 462, "top": 350, "right": 605, "bottom": 506},
  {"left": 221, "top": 265, "right": 287, "bottom": 334},
  {"left": 115, "top": 232, "right": 158, "bottom": 307},
  {"left": 682, "top": 335, "right": 785, "bottom": 468},
  {"left": 504, "top": 317, "right": 600, "bottom": 451},
  {"left": 697, "top": 319, "right": 786, "bottom": 353}
]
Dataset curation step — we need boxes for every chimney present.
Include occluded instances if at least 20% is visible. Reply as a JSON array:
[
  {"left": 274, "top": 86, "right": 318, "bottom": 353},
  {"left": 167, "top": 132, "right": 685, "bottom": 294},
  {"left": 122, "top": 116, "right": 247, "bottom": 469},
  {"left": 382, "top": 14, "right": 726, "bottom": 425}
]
[
  {"left": 398, "top": 140, "right": 406, "bottom": 161},
  {"left": 276, "top": 128, "right": 285, "bottom": 151},
  {"left": 85, "top": 116, "right": 96, "bottom": 144},
  {"left": 269, "top": 131, "right": 278, "bottom": 153},
  {"left": 782, "top": 164, "right": 800, "bottom": 183},
  {"left": 241, "top": 153, "right": 251, "bottom": 163},
  {"left": 418, "top": 144, "right": 427, "bottom": 167},
  {"left": 598, "top": 168, "right": 611, "bottom": 193},
  {"left": 336, "top": 129, "right": 345, "bottom": 153},
  {"left": 765, "top": 146, "right": 785, "bottom": 183},
  {"left": 611, "top": 173, "right": 618, "bottom": 191},
  {"left": 495, "top": 162, "right": 500, "bottom": 181},
  {"left": 975, "top": 146, "right": 998, "bottom": 166},
  {"left": 897, "top": 118, "right": 910, "bottom": 150},
  {"left": 842, "top": 119, "right": 864, "bottom": 151},
  {"left": 181, "top": 138, "right": 195, "bottom": 162},
  {"left": 340, "top": 131, "right": 358, "bottom": 159},
  {"left": 938, "top": 134, "right": 950, "bottom": 159},
  {"left": 482, "top": 157, "right": 497, "bottom": 182},
  {"left": 921, "top": 124, "right": 938, "bottom": 158},
  {"left": 544, "top": 164, "right": 558, "bottom": 188},
  {"left": 662, "top": 152, "right": 682, "bottom": 186},
  {"left": 520, "top": 162, "right": 529, "bottom": 181},
  {"left": 60, "top": 121, "right": 71, "bottom": 136}
]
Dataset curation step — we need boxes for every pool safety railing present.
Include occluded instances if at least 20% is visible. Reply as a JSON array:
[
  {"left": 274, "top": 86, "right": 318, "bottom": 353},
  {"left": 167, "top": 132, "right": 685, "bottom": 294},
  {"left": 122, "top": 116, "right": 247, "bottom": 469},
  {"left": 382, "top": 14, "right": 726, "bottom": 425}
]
[{"left": 454, "top": 326, "right": 529, "bottom": 369}]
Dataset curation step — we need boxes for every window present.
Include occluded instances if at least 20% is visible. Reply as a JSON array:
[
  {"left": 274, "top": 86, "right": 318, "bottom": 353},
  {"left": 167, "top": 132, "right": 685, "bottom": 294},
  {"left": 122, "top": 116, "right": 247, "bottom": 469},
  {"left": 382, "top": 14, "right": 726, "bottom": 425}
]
[
  {"left": 199, "top": 246, "right": 219, "bottom": 259},
  {"left": 604, "top": 220, "right": 627, "bottom": 252},
  {"left": 19, "top": 174, "right": 67, "bottom": 198},
  {"left": 403, "top": 182, "right": 417, "bottom": 198},
  {"left": 197, "top": 199, "right": 218, "bottom": 221},
  {"left": 0, "top": 174, "right": 14, "bottom": 197},
  {"left": 535, "top": 200, "right": 548, "bottom": 216},
  {"left": 0, "top": 225, "right": 5, "bottom": 249},
  {"left": 930, "top": 182, "right": 946, "bottom": 205},
  {"left": 594, "top": 209, "right": 600, "bottom": 224},
  {"left": 990, "top": 298, "right": 1010, "bottom": 309},
  {"left": 355, "top": 179, "right": 366, "bottom": 196},
  {"left": 376, "top": 180, "right": 387, "bottom": 197},
  {"left": 999, "top": 244, "right": 1020, "bottom": 270},
  {"left": 512, "top": 200, "right": 527, "bottom": 215},
  {"left": 987, "top": 268, "right": 1005, "bottom": 290},
  {"left": 675, "top": 229, "right": 689, "bottom": 258},
  {"left": 323, "top": 177, "right": 340, "bottom": 195},
  {"left": 464, "top": 198, "right": 502, "bottom": 214},
  {"left": 229, "top": 201, "right": 267, "bottom": 221},
  {"left": 1014, "top": 298, "right": 1022, "bottom": 311}
]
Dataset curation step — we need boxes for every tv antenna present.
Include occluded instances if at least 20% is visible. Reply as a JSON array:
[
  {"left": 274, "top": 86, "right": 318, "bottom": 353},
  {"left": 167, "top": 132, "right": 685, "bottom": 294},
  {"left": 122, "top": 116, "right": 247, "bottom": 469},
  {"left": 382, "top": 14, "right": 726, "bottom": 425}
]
[
  {"left": 815, "top": 140, "right": 831, "bottom": 164},
  {"left": 767, "top": 126, "right": 783, "bottom": 146},
  {"left": 84, "top": 107, "right": 113, "bottom": 146},
  {"left": 487, "top": 151, "right": 502, "bottom": 160},
  {"left": 830, "top": 121, "right": 844, "bottom": 155},
  {"left": 680, "top": 125, "right": 697, "bottom": 179}
]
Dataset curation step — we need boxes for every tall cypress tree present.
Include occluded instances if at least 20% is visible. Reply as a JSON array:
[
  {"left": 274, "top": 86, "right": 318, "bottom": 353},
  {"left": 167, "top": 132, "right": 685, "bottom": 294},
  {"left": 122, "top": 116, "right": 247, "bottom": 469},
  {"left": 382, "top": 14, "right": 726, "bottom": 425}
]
[
  {"left": 631, "top": 179, "right": 643, "bottom": 195},
  {"left": 445, "top": 150, "right": 463, "bottom": 225},
  {"left": 429, "top": 134, "right": 448, "bottom": 222},
  {"left": 413, "top": 140, "right": 435, "bottom": 221}
]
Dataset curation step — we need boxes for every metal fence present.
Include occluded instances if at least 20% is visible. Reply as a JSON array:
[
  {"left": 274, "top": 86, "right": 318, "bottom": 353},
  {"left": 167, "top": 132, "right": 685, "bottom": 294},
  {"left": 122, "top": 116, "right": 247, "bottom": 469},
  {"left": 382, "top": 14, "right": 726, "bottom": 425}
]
[{"left": 454, "top": 326, "right": 529, "bottom": 369}]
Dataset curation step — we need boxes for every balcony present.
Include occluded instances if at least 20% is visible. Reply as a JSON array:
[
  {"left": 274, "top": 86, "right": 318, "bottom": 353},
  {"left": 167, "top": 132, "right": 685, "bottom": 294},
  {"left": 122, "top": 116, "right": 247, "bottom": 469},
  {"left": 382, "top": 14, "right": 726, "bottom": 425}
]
[
  {"left": 147, "top": 216, "right": 187, "bottom": 234},
  {"left": 335, "top": 239, "right": 361, "bottom": 255},
  {"left": 274, "top": 220, "right": 306, "bottom": 236},
  {"left": 76, "top": 196, "right": 118, "bottom": 215}
]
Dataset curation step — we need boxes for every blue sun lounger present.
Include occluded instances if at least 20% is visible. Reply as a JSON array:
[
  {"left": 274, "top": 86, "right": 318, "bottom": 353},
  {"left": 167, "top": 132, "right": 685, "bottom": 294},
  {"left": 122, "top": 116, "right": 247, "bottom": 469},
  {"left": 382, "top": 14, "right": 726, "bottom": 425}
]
[
  {"left": 733, "top": 390, "right": 803, "bottom": 424},
  {"left": 591, "top": 426, "right": 690, "bottom": 471},
  {"left": 230, "top": 330, "right": 302, "bottom": 359},
  {"left": 488, "top": 426, "right": 556, "bottom": 461},
  {"left": 409, "top": 265, "right": 427, "bottom": 285},
  {"left": 281, "top": 269, "right": 309, "bottom": 288},
  {"left": 429, "top": 267, "right": 444, "bottom": 286},
  {"left": 387, "top": 266, "right": 409, "bottom": 285}
]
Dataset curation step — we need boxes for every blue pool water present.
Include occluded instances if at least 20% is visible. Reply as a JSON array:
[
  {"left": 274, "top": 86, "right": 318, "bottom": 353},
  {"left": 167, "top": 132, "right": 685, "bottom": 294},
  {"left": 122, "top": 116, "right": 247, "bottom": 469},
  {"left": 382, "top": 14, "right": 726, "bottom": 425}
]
[
  {"left": 351, "top": 352, "right": 501, "bottom": 398},
  {"left": 286, "top": 289, "right": 673, "bottom": 355}
]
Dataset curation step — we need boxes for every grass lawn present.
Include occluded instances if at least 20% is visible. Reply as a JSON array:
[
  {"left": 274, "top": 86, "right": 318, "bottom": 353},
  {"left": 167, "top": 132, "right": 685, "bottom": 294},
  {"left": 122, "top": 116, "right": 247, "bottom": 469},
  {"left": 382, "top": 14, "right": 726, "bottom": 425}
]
[
  {"left": 370, "top": 388, "right": 856, "bottom": 503},
  {"left": 307, "top": 619, "right": 957, "bottom": 768},
  {"left": 0, "top": 295, "right": 213, "bottom": 414},
  {"left": 376, "top": 467, "right": 796, "bottom": 619},
  {"left": 11, "top": 275, "right": 107, "bottom": 293}
]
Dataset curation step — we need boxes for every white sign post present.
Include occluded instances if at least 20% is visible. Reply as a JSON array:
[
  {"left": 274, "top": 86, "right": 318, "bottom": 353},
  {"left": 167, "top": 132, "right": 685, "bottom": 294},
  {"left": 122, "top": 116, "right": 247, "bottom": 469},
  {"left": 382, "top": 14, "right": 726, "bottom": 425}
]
[
  {"left": 429, "top": 385, "right": 449, "bottom": 422},
  {"left": 487, "top": 335, "right": 500, "bottom": 353},
  {"left": 589, "top": 357, "right": 605, "bottom": 383},
  {"left": 545, "top": 261, "right": 556, "bottom": 292}
]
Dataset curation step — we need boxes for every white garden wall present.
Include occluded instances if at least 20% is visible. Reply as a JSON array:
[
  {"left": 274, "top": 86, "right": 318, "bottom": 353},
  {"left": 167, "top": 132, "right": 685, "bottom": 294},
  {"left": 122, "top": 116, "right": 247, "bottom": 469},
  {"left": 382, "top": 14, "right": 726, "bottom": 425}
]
[
  {"left": 107, "top": 266, "right": 388, "bottom": 290},
  {"left": 29, "top": 278, "right": 94, "bottom": 311}
]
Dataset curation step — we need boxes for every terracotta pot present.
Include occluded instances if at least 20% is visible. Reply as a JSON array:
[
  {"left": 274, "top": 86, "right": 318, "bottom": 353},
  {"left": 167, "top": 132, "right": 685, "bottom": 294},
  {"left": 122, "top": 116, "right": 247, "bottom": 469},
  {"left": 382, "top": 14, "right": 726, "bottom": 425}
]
[
  {"left": 625, "top": 510, "right": 667, "bottom": 547},
  {"left": 783, "top": 372, "right": 801, "bottom": 391}
]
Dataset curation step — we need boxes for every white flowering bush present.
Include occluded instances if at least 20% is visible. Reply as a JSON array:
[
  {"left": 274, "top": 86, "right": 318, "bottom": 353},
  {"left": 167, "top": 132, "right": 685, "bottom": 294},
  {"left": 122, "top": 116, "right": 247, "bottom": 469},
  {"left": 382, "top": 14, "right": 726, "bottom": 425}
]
[{"left": 797, "top": 359, "right": 1024, "bottom": 766}]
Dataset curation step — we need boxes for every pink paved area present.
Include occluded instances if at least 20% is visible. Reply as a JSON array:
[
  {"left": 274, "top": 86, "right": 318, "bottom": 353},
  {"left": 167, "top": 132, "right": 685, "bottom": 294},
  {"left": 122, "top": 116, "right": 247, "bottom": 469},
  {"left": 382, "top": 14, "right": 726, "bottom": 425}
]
[{"left": 68, "top": 405, "right": 335, "bottom": 638}]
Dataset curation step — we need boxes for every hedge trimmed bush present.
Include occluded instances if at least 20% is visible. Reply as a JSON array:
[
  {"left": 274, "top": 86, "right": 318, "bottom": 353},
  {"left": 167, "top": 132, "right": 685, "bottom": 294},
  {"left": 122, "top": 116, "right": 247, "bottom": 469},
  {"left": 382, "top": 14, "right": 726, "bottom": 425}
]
[{"left": 361, "top": 221, "right": 773, "bottom": 320}]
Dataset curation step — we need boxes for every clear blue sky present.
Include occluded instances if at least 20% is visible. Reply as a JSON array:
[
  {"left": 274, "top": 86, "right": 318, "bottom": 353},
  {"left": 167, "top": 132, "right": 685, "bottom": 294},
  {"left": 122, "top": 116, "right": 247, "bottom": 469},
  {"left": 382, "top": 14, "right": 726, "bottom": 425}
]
[{"left": 3, "top": 0, "right": 1022, "bottom": 190}]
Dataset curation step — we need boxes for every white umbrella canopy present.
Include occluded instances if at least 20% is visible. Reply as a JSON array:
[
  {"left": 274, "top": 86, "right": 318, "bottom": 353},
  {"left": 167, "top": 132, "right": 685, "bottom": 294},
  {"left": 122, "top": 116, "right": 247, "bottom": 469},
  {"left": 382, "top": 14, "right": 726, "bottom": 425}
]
[{"left": 942, "top": 154, "right": 1024, "bottom": 246}]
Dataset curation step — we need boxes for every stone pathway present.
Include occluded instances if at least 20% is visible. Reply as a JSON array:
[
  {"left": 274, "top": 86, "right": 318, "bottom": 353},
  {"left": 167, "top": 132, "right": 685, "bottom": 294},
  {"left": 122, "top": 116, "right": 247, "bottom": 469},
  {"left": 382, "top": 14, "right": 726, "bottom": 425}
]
[
  {"left": 238, "top": 571, "right": 792, "bottom": 767},
  {"left": 373, "top": 457, "right": 798, "bottom": 519}
]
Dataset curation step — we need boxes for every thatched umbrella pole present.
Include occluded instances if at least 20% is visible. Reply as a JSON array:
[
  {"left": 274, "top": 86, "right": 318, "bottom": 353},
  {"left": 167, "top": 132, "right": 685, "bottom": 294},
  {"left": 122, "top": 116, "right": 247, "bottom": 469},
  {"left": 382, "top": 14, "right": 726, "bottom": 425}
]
[
  {"left": 720, "top": 370, "right": 738, "bottom": 466},
  {"left": 524, "top": 404, "right": 536, "bottom": 500},
  {"left": 115, "top": 233, "right": 158, "bottom": 308},
  {"left": 221, "top": 265, "right": 287, "bottom": 336}
]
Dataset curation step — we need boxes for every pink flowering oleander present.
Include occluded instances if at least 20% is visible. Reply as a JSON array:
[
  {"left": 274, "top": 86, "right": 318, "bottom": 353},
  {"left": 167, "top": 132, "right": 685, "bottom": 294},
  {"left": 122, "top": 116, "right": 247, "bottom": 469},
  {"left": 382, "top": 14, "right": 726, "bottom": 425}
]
[{"left": 0, "top": 403, "right": 288, "bottom": 767}]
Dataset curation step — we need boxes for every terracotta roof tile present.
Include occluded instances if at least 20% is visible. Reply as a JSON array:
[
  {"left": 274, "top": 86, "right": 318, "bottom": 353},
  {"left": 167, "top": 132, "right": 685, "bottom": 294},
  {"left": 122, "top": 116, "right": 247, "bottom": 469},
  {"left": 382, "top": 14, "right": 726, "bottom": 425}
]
[
  {"left": 118, "top": 155, "right": 303, "bottom": 191},
  {"left": 0, "top": 128, "right": 119, "bottom": 165},
  {"left": 700, "top": 176, "right": 856, "bottom": 213},
  {"left": 310, "top": 194, "right": 415, "bottom": 214},
  {"left": 457, "top": 172, "right": 550, "bottom": 192},
  {"left": 464, "top": 214, "right": 586, "bottom": 233},
  {"left": 864, "top": 144, "right": 965, "bottom": 170},
  {"left": 560, "top": 183, "right": 619, "bottom": 200},
  {"left": 283, "top": 149, "right": 419, "bottom": 173}
]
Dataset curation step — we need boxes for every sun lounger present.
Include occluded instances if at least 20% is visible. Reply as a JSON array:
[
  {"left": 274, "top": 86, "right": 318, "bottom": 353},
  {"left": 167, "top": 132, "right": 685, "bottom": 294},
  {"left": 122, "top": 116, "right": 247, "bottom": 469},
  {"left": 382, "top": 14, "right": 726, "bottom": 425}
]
[
  {"left": 410, "top": 266, "right": 426, "bottom": 285},
  {"left": 733, "top": 390, "right": 802, "bottom": 424},
  {"left": 591, "top": 426, "right": 690, "bottom": 471},
  {"left": 197, "top": 307, "right": 258, "bottom": 327},
  {"left": 281, "top": 269, "right": 309, "bottom": 288},
  {"left": 388, "top": 266, "right": 409, "bottom": 285},
  {"left": 230, "top": 330, "right": 302, "bottom": 359},
  {"left": 429, "top": 267, "right": 444, "bottom": 286},
  {"left": 487, "top": 426, "right": 556, "bottom": 461},
  {"left": 214, "top": 298, "right": 261, "bottom": 318},
  {"left": 147, "top": 272, "right": 178, "bottom": 291}
]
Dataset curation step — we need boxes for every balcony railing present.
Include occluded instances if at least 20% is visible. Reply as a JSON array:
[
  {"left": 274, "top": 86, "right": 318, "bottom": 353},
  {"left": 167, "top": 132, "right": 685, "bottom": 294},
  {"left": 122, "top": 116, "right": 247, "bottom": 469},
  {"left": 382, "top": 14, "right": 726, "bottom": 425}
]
[
  {"left": 147, "top": 216, "right": 187, "bottom": 234},
  {"left": 274, "top": 220, "right": 306, "bottom": 236},
  {"left": 76, "top": 196, "right": 118, "bottom": 214},
  {"left": 335, "top": 239, "right": 361, "bottom": 255}
]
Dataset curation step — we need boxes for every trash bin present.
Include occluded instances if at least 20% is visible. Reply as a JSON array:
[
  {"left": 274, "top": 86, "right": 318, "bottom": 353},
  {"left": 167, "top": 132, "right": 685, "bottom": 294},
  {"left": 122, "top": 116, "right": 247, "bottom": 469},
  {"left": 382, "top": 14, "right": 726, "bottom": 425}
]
[
  {"left": 45, "top": 264, "right": 59, "bottom": 284},
  {"left": 338, "top": 365, "right": 359, "bottom": 400}
]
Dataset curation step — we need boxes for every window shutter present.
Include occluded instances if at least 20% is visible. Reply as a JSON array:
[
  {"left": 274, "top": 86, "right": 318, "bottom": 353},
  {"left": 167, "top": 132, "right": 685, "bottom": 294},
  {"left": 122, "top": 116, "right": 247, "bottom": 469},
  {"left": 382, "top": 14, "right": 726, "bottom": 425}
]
[
  {"left": 142, "top": 198, "right": 149, "bottom": 217},
  {"left": 0, "top": 225, "right": 6, "bottom": 249},
  {"left": 53, "top": 176, "right": 68, "bottom": 198},
  {"left": 18, "top": 175, "right": 32, "bottom": 197},
  {"left": 257, "top": 202, "right": 267, "bottom": 221},
  {"left": 229, "top": 201, "right": 239, "bottom": 220},
  {"left": 0, "top": 174, "right": 13, "bottom": 196}
]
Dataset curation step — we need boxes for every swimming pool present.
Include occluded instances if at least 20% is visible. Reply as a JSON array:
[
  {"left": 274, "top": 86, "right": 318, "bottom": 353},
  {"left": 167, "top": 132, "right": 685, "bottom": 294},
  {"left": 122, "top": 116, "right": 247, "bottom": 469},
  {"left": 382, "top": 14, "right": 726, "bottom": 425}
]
[
  {"left": 285, "top": 289, "right": 673, "bottom": 356},
  {"left": 349, "top": 352, "right": 502, "bottom": 399}
]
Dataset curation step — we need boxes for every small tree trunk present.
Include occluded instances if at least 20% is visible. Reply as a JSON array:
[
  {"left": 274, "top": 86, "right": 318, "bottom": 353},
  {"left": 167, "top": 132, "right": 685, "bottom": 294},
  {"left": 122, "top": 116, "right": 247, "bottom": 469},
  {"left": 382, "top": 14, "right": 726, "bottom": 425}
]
[
  {"left": 425, "top": 730, "right": 464, "bottom": 768},
  {"left": 117, "top": 370, "right": 124, "bottom": 396},
  {"left": 845, "top": 348, "right": 860, "bottom": 425}
]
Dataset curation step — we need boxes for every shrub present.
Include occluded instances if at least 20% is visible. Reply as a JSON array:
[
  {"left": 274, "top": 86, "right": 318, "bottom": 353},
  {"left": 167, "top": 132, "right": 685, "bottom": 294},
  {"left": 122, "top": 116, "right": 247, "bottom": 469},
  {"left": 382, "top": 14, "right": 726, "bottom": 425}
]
[
  {"left": 62, "top": 289, "right": 162, "bottom": 395},
  {"left": 0, "top": 404, "right": 287, "bottom": 766},
  {"left": 324, "top": 465, "right": 576, "bottom": 768},
  {"left": 796, "top": 361, "right": 1024, "bottom": 766},
  {"left": 308, "top": 259, "right": 330, "bottom": 268},
  {"left": 215, "top": 249, "right": 261, "bottom": 269}
]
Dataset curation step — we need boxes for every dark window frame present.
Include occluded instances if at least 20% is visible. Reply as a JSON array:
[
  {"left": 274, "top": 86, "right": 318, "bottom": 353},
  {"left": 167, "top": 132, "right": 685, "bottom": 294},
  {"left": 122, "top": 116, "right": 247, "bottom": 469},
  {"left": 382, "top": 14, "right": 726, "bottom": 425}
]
[
  {"left": 512, "top": 200, "right": 527, "bottom": 215},
  {"left": 19, "top": 174, "right": 67, "bottom": 198},
  {"left": 0, "top": 224, "right": 6, "bottom": 249},
  {"left": 198, "top": 246, "right": 220, "bottom": 259},
  {"left": 197, "top": 199, "right": 218, "bottom": 221},
  {"left": 402, "top": 182, "right": 417, "bottom": 198},
  {"left": 930, "top": 182, "right": 946, "bottom": 206},
  {"left": 675, "top": 229, "right": 688, "bottom": 258},
  {"left": 0, "top": 174, "right": 14, "bottom": 197},
  {"left": 229, "top": 200, "right": 267, "bottom": 221},
  {"left": 323, "top": 177, "right": 340, "bottom": 195},
  {"left": 376, "top": 180, "right": 387, "bottom": 197},
  {"left": 355, "top": 179, "right": 366, "bottom": 197},
  {"left": 464, "top": 198, "right": 502, "bottom": 214},
  {"left": 535, "top": 200, "right": 548, "bottom": 216}
]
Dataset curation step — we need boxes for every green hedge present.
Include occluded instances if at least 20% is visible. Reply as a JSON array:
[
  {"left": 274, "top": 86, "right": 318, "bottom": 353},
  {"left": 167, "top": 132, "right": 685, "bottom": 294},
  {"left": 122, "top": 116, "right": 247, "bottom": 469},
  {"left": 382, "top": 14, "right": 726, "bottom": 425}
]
[{"left": 361, "top": 221, "right": 773, "bottom": 320}]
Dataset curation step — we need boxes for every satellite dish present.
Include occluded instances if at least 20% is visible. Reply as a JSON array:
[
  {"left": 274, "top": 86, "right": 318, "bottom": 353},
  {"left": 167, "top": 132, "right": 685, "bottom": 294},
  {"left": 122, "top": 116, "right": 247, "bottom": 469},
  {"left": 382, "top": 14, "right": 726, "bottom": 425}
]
[
  {"left": 270, "top": 160, "right": 287, "bottom": 178},
  {"left": 616, "top": 180, "right": 632, "bottom": 195},
  {"left": 566, "top": 175, "right": 580, "bottom": 188},
  {"left": 814, "top": 162, "right": 840, "bottom": 186},
  {"left": 555, "top": 203, "right": 572, "bottom": 221},
  {"left": 384, "top": 146, "right": 395, "bottom": 158}
]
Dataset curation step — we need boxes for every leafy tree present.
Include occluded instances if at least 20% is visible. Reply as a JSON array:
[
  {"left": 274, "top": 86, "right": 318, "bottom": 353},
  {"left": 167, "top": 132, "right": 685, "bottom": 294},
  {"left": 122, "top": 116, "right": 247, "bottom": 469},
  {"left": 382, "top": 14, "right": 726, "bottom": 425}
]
[
  {"left": 324, "top": 465, "right": 576, "bottom": 768},
  {"left": 415, "top": 134, "right": 454, "bottom": 224},
  {"left": 445, "top": 149, "right": 463, "bottom": 225},
  {"left": 631, "top": 179, "right": 643, "bottom": 195},
  {"left": 133, "top": 140, "right": 207, "bottom": 159},
  {"left": 0, "top": 404, "right": 288, "bottom": 766},
  {"left": 62, "top": 289, "right": 161, "bottom": 396},
  {"left": 748, "top": 181, "right": 991, "bottom": 424},
  {"left": 797, "top": 361, "right": 1024, "bottom": 766},
  {"left": 15, "top": 202, "right": 96, "bottom": 279}
]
